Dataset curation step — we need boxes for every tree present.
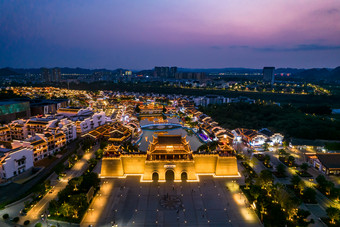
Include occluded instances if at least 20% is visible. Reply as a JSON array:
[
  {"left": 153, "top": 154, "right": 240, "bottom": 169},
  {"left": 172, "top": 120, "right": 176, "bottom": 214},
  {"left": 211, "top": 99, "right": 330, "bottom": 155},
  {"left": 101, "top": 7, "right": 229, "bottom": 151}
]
[
  {"left": 250, "top": 185, "right": 261, "bottom": 202},
  {"left": 69, "top": 177, "right": 83, "bottom": 191},
  {"left": 325, "top": 181, "right": 335, "bottom": 195},
  {"left": 278, "top": 149, "right": 287, "bottom": 157},
  {"left": 283, "top": 197, "right": 300, "bottom": 220},
  {"left": 326, "top": 206, "right": 339, "bottom": 224},
  {"left": 298, "top": 180, "right": 306, "bottom": 195},
  {"left": 263, "top": 154, "right": 271, "bottom": 166},
  {"left": 302, "top": 187, "right": 316, "bottom": 203},
  {"left": 69, "top": 194, "right": 87, "bottom": 218},
  {"left": 245, "top": 176, "right": 253, "bottom": 190},
  {"left": 258, "top": 170, "right": 273, "bottom": 189},
  {"left": 288, "top": 155, "right": 295, "bottom": 166},
  {"left": 95, "top": 149, "right": 104, "bottom": 159},
  {"left": 250, "top": 156, "right": 258, "bottom": 168},
  {"left": 276, "top": 163, "right": 286, "bottom": 177},
  {"left": 60, "top": 202, "right": 72, "bottom": 217},
  {"left": 282, "top": 141, "right": 289, "bottom": 148},
  {"left": 291, "top": 175, "right": 302, "bottom": 189},
  {"left": 316, "top": 174, "right": 328, "bottom": 190},
  {"left": 12, "top": 217, "right": 19, "bottom": 223},
  {"left": 55, "top": 163, "right": 65, "bottom": 176},
  {"left": 300, "top": 163, "right": 309, "bottom": 173},
  {"left": 81, "top": 172, "right": 100, "bottom": 191},
  {"left": 100, "top": 141, "right": 108, "bottom": 149},
  {"left": 296, "top": 209, "right": 311, "bottom": 226}
]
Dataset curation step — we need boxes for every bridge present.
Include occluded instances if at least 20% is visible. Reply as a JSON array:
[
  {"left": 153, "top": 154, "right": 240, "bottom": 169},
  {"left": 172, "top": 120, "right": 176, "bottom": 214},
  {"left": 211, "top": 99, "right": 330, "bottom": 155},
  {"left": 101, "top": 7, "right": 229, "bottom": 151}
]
[{"left": 141, "top": 123, "right": 183, "bottom": 130}]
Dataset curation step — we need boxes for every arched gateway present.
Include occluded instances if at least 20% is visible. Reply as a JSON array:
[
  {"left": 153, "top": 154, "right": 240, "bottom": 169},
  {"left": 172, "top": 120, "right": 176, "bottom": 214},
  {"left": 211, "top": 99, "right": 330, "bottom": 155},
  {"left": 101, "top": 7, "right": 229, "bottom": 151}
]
[
  {"left": 152, "top": 172, "right": 159, "bottom": 182},
  {"left": 165, "top": 169, "right": 175, "bottom": 181}
]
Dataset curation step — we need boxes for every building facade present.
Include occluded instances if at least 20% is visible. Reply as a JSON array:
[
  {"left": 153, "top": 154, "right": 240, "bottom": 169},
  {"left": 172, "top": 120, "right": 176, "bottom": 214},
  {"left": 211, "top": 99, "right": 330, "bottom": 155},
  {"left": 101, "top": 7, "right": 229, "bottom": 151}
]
[
  {"left": 0, "top": 147, "right": 34, "bottom": 180},
  {"left": 101, "top": 135, "right": 239, "bottom": 182}
]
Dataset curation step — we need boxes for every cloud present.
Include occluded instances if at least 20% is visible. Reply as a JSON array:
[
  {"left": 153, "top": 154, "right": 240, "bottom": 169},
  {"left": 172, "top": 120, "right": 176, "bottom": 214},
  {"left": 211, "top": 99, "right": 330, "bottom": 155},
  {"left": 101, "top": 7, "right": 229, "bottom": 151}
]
[
  {"left": 229, "top": 44, "right": 340, "bottom": 52},
  {"left": 325, "top": 8, "right": 340, "bottom": 14},
  {"left": 210, "top": 45, "right": 223, "bottom": 50}
]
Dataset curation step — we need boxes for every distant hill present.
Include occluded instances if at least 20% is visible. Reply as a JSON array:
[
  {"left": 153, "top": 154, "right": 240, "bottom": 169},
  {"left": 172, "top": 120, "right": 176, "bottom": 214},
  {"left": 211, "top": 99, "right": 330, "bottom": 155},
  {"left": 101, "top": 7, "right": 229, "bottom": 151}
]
[
  {"left": 177, "top": 67, "right": 262, "bottom": 73},
  {"left": 330, "top": 66, "right": 340, "bottom": 80},
  {"left": 0, "top": 67, "right": 129, "bottom": 75},
  {"left": 1, "top": 66, "right": 340, "bottom": 81},
  {"left": 0, "top": 68, "right": 22, "bottom": 77},
  {"left": 293, "top": 67, "right": 340, "bottom": 81}
]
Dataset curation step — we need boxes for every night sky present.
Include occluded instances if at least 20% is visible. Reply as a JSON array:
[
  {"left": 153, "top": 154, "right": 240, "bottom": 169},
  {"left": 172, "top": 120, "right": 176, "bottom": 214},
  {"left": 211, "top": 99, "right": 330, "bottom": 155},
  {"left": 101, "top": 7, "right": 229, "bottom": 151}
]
[{"left": 1, "top": 0, "right": 339, "bottom": 69}]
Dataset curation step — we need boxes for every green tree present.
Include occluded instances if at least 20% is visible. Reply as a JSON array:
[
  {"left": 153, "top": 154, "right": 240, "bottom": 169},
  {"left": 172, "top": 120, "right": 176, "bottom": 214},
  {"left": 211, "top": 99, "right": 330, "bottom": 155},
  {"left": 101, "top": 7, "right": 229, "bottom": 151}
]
[
  {"left": 60, "top": 202, "right": 72, "bottom": 217},
  {"left": 258, "top": 170, "right": 273, "bottom": 189},
  {"left": 69, "top": 177, "right": 83, "bottom": 191},
  {"left": 250, "top": 185, "right": 261, "bottom": 202},
  {"left": 291, "top": 175, "right": 302, "bottom": 189},
  {"left": 81, "top": 172, "right": 100, "bottom": 191},
  {"left": 302, "top": 187, "right": 316, "bottom": 203},
  {"left": 300, "top": 163, "right": 309, "bottom": 173},
  {"left": 263, "top": 154, "right": 271, "bottom": 166},
  {"left": 316, "top": 174, "right": 328, "bottom": 191},
  {"left": 55, "top": 163, "right": 65, "bottom": 176},
  {"left": 276, "top": 163, "right": 286, "bottom": 177},
  {"left": 95, "top": 149, "right": 104, "bottom": 159},
  {"left": 278, "top": 149, "right": 287, "bottom": 157},
  {"left": 100, "top": 141, "right": 108, "bottom": 149},
  {"left": 298, "top": 180, "right": 306, "bottom": 195},
  {"left": 288, "top": 155, "right": 295, "bottom": 166},
  {"left": 326, "top": 206, "right": 340, "bottom": 224}
]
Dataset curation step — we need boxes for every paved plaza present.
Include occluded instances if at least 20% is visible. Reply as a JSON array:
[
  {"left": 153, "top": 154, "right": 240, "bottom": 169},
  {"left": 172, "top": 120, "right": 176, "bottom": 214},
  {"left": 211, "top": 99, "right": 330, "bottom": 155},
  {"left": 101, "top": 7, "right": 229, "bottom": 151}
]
[{"left": 81, "top": 176, "right": 262, "bottom": 227}]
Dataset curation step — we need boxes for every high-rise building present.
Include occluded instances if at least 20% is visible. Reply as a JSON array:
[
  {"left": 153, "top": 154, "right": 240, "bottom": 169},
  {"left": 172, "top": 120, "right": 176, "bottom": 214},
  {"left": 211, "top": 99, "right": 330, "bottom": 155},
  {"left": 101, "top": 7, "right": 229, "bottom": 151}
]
[
  {"left": 41, "top": 68, "right": 50, "bottom": 82},
  {"left": 175, "top": 72, "right": 206, "bottom": 81},
  {"left": 41, "top": 68, "right": 61, "bottom": 83},
  {"left": 170, "top": 67, "right": 177, "bottom": 78},
  {"left": 263, "top": 67, "right": 275, "bottom": 85},
  {"left": 154, "top": 67, "right": 170, "bottom": 78},
  {"left": 52, "top": 68, "right": 61, "bottom": 82}
]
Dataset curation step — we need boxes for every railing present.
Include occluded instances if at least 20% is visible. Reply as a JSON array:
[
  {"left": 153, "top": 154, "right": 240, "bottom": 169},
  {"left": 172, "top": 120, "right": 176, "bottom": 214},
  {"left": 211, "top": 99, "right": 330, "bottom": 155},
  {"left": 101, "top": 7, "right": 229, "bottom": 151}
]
[{"left": 141, "top": 123, "right": 182, "bottom": 128}]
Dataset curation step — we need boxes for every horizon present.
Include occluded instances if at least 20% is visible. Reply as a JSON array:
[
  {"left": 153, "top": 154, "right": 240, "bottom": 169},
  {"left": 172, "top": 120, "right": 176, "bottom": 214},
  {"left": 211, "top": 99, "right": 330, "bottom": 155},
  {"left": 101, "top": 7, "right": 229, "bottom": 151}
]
[
  {"left": 1, "top": 0, "right": 340, "bottom": 69},
  {"left": 1, "top": 65, "right": 339, "bottom": 72}
]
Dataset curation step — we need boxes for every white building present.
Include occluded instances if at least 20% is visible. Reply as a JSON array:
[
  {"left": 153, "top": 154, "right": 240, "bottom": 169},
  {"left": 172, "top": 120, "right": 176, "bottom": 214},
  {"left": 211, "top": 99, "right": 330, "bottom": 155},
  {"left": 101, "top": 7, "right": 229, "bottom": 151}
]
[
  {"left": 0, "top": 146, "right": 34, "bottom": 180},
  {"left": 57, "top": 118, "right": 77, "bottom": 143}
]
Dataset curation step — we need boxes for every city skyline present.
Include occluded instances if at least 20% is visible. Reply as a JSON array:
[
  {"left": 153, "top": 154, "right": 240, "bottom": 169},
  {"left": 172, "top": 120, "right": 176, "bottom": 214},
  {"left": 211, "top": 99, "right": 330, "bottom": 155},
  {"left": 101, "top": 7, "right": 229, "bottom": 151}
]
[{"left": 1, "top": 0, "right": 340, "bottom": 69}]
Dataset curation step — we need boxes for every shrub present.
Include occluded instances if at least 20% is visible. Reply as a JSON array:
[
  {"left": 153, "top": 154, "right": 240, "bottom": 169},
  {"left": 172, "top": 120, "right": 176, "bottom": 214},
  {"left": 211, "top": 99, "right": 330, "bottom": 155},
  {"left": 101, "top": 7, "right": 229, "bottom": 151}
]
[
  {"left": 35, "top": 223, "right": 42, "bottom": 227},
  {"left": 24, "top": 220, "right": 30, "bottom": 225},
  {"left": 12, "top": 217, "right": 19, "bottom": 223},
  {"left": 2, "top": 213, "right": 9, "bottom": 219}
]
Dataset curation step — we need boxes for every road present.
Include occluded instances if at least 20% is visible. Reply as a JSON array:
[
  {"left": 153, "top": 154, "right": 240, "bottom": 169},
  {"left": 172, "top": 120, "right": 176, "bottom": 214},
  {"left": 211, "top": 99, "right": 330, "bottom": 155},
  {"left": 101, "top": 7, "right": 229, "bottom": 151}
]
[
  {"left": 0, "top": 139, "right": 81, "bottom": 204},
  {"left": 18, "top": 145, "right": 97, "bottom": 226}
]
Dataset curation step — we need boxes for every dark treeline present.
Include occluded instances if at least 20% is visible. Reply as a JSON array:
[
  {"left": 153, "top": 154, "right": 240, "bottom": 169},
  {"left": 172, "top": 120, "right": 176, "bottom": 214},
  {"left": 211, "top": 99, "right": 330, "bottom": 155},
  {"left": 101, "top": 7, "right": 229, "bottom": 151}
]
[
  {"left": 3, "top": 81, "right": 340, "bottom": 107},
  {"left": 199, "top": 103, "right": 340, "bottom": 140},
  {"left": 61, "top": 81, "right": 340, "bottom": 107}
]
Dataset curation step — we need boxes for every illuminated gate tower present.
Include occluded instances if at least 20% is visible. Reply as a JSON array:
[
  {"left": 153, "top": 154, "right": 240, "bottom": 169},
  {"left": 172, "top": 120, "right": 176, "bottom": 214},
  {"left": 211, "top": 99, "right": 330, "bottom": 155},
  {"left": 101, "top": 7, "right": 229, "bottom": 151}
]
[{"left": 100, "top": 134, "right": 239, "bottom": 182}]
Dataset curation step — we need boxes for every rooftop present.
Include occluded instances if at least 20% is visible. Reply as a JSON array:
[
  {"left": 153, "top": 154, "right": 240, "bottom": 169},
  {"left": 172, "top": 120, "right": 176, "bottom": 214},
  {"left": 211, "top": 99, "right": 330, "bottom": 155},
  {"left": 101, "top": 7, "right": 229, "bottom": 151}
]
[
  {"left": 316, "top": 154, "right": 340, "bottom": 169},
  {"left": 157, "top": 135, "right": 183, "bottom": 144}
]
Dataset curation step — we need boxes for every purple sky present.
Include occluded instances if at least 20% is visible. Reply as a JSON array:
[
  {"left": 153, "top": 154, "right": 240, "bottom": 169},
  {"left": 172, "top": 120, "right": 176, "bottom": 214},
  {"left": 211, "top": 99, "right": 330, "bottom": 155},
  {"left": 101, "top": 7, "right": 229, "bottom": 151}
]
[{"left": 1, "top": 0, "right": 340, "bottom": 69}]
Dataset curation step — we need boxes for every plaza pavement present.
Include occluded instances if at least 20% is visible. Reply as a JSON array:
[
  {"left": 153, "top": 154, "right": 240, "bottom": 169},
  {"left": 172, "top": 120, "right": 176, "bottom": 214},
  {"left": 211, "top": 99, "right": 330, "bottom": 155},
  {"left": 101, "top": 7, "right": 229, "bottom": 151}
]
[{"left": 81, "top": 176, "right": 262, "bottom": 227}]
